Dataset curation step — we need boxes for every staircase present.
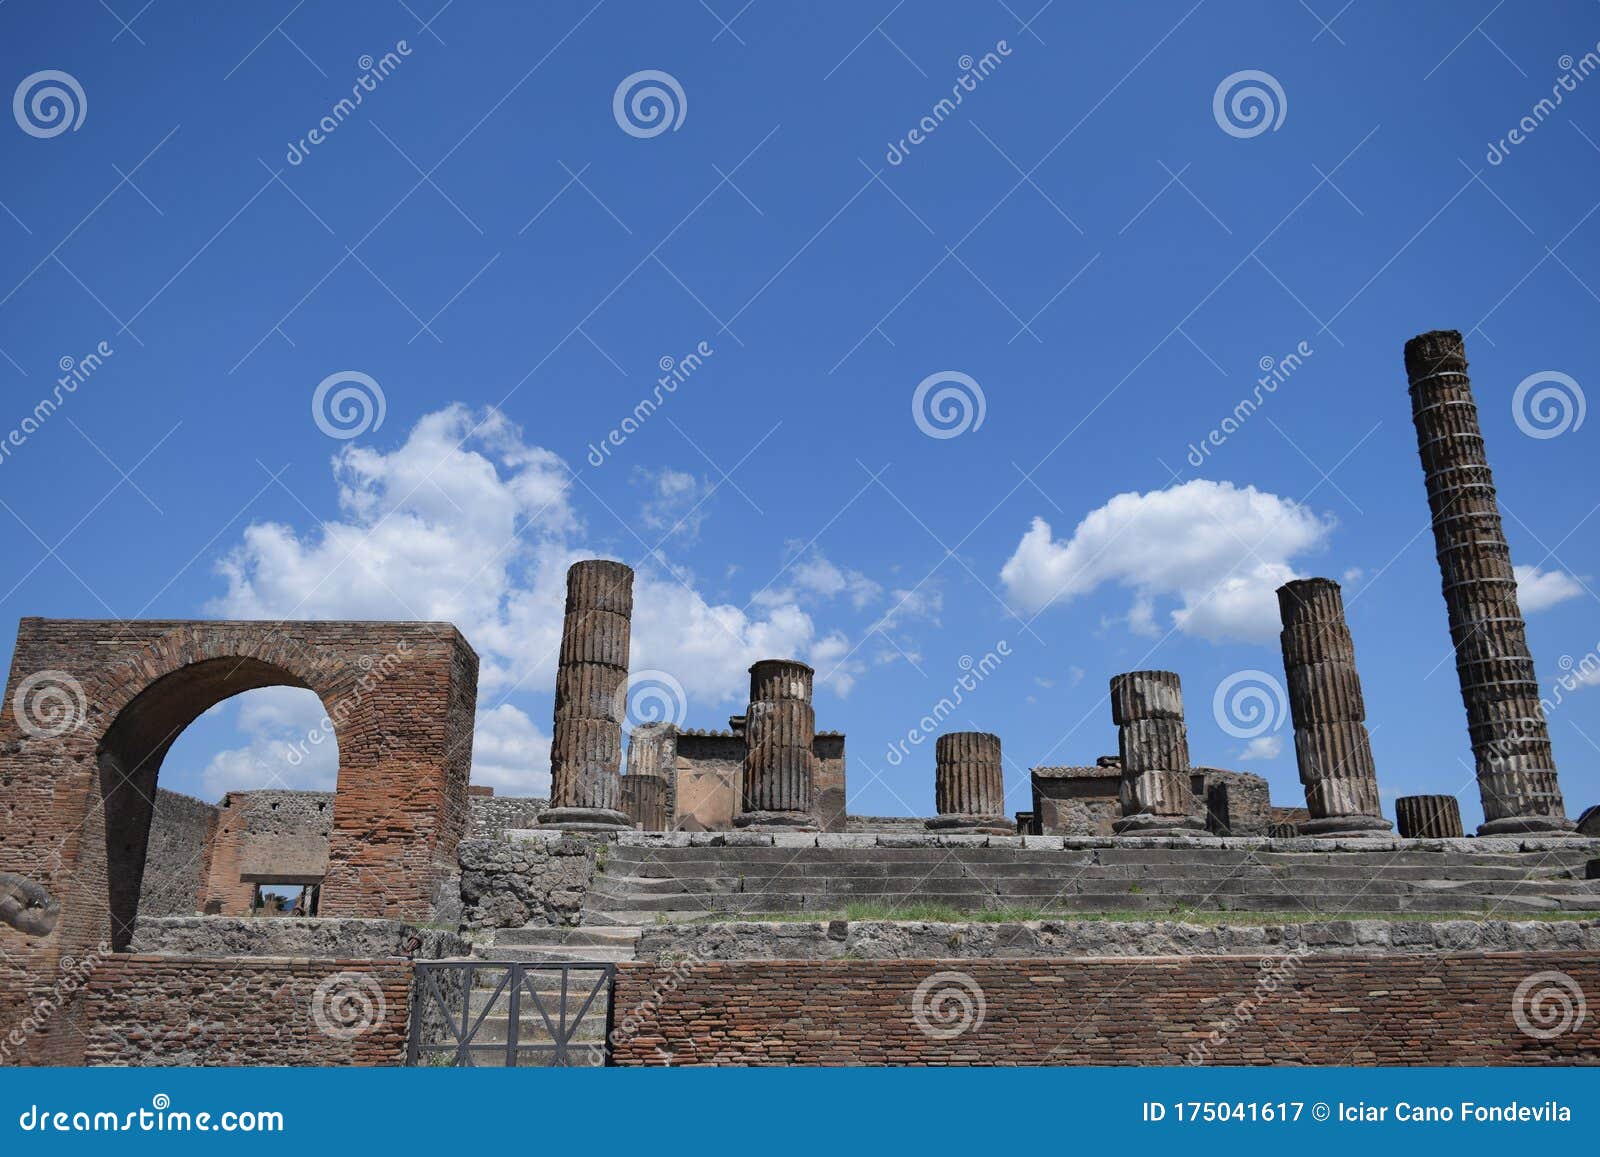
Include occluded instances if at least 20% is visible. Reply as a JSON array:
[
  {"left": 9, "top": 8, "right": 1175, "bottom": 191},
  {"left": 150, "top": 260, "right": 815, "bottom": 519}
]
[{"left": 576, "top": 841, "right": 1600, "bottom": 920}]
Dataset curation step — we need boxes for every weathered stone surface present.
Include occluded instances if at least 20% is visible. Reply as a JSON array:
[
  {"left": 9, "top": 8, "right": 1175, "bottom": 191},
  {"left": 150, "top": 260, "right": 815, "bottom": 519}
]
[
  {"left": 1109, "top": 672, "right": 1201, "bottom": 835},
  {"left": 928, "top": 731, "right": 1007, "bottom": 832},
  {"left": 1395, "top": 794, "right": 1465, "bottom": 839},
  {"left": 457, "top": 835, "right": 598, "bottom": 931},
  {"left": 0, "top": 871, "right": 58, "bottom": 935},
  {"left": 544, "top": 560, "right": 634, "bottom": 830},
  {"left": 636, "top": 916, "right": 1600, "bottom": 962},
  {"left": 738, "top": 659, "right": 816, "bottom": 825},
  {"left": 1404, "top": 330, "right": 1574, "bottom": 835},
  {"left": 129, "top": 916, "right": 466, "bottom": 959}
]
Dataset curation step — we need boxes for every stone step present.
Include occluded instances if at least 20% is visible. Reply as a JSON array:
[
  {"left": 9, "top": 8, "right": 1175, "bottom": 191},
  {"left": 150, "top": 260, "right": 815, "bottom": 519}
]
[
  {"left": 476, "top": 944, "right": 637, "bottom": 963},
  {"left": 493, "top": 926, "right": 641, "bottom": 948}
]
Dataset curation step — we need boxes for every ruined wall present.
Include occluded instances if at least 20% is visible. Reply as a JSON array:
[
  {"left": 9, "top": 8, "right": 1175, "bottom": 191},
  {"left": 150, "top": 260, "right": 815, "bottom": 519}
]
[
  {"left": 457, "top": 834, "right": 597, "bottom": 931},
  {"left": 612, "top": 953, "right": 1600, "bottom": 1065},
  {"left": 83, "top": 956, "right": 412, "bottom": 1066},
  {"left": 202, "top": 790, "right": 334, "bottom": 915},
  {"left": 136, "top": 789, "right": 218, "bottom": 917},
  {"left": 0, "top": 617, "right": 477, "bottom": 1064},
  {"left": 813, "top": 732, "right": 847, "bottom": 833},
  {"left": 1031, "top": 765, "right": 1275, "bottom": 836},
  {"left": 468, "top": 794, "right": 549, "bottom": 837},
  {"left": 673, "top": 731, "right": 744, "bottom": 831}
]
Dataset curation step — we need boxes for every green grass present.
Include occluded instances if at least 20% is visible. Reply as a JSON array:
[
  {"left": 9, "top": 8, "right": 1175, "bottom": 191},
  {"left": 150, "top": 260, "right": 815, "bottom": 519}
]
[{"left": 668, "top": 905, "right": 1596, "bottom": 926}]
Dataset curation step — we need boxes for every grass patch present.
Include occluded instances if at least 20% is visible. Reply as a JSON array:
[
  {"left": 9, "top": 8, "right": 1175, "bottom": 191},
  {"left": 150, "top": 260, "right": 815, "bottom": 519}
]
[{"left": 667, "top": 906, "right": 1596, "bottom": 926}]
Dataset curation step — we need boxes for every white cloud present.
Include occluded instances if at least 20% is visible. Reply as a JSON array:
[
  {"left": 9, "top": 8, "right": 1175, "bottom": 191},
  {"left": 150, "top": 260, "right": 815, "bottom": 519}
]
[
  {"left": 1514, "top": 564, "right": 1583, "bottom": 613},
  {"left": 754, "top": 547, "right": 882, "bottom": 611},
  {"left": 195, "top": 687, "right": 335, "bottom": 796},
  {"left": 634, "top": 467, "right": 708, "bottom": 541},
  {"left": 209, "top": 406, "right": 864, "bottom": 786},
  {"left": 1237, "top": 735, "right": 1283, "bottom": 761},
  {"left": 999, "top": 480, "right": 1335, "bottom": 643}
]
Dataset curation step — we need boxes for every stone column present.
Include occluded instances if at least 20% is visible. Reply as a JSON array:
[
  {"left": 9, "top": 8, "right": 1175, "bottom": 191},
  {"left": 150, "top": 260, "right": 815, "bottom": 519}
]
[
  {"left": 1404, "top": 330, "right": 1575, "bottom": 835},
  {"left": 622, "top": 721, "right": 676, "bottom": 831},
  {"left": 736, "top": 659, "right": 816, "bottom": 829},
  {"left": 1109, "top": 671, "right": 1202, "bottom": 835},
  {"left": 926, "top": 731, "right": 1009, "bottom": 834},
  {"left": 1277, "top": 578, "right": 1393, "bottom": 837},
  {"left": 1395, "top": 794, "right": 1465, "bottom": 839},
  {"left": 540, "top": 560, "right": 633, "bottom": 831}
]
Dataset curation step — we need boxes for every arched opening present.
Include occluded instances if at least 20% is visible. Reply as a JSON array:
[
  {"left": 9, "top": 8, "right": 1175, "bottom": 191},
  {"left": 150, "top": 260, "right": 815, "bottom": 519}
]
[{"left": 98, "top": 657, "right": 338, "bottom": 949}]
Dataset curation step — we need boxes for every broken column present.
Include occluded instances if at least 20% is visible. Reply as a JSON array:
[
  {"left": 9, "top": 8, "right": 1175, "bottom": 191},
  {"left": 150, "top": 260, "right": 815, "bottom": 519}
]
[
  {"left": 1404, "top": 330, "right": 1575, "bottom": 835},
  {"left": 540, "top": 560, "right": 633, "bottom": 831},
  {"left": 926, "top": 731, "right": 1009, "bottom": 834},
  {"left": 736, "top": 659, "right": 816, "bottom": 829},
  {"left": 621, "top": 721, "right": 676, "bottom": 831},
  {"left": 1277, "top": 578, "right": 1393, "bottom": 837},
  {"left": 1394, "top": 794, "right": 1465, "bottom": 839},
  {"left": 1109, "top": 671, "right": 1203, "bottom": 835}
]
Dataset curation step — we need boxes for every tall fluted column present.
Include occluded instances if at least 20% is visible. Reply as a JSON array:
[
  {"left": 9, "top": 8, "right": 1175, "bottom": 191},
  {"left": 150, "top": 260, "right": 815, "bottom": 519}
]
[
  {"left": 1404, "top": 330, "right": 1575, "bottom": 835},
  {"left": 540, "top": 560, "right": 633, "bottom": 831},
  {"left": 736, "top": 659, "right": 816, "bottom": 829},
  {"left": 622, "top": 721, "right": 676, "bottom": 830},
  {"left": 1395, "top": 795, "right": 1465, "bottom": 839},
  {"left": 1110, "top": 671, "right": 1202, "bottom": 835},
  {"left": 1277, "top": 578, "right": 1393, "bottom": 837},
  {"left": 926, "top": 731, "right": 1009, "bottom": 834}
]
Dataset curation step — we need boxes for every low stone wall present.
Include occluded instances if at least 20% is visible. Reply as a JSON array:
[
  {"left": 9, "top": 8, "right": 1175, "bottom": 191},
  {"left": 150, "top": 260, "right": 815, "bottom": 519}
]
[
  {"left": 469, "top": 795, "right": 548, "bottom": 837},
  {"left": 84, "top": 955, "right": 413, "bottom": 1066},
  {"left": 845, "top": 816, "right": 933, "bottom": 833},
  {"left": 613, "top": 830, "right": 1600, "bottom": 853},
  {"left": 458, "top": 832, "right": 596, "bottom": 932},
  {"left": 129, "top": 916, "right": 466, "bottom": 959},
  {"left": 611, "top": 952, "right": 1600, "bottom": 1065},
  {"left": 638, "top": 918, "right": 1600, "bottom": 961}
]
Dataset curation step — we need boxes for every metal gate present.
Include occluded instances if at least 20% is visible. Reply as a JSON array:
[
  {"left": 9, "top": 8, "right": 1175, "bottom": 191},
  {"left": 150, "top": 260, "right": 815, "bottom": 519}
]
[{"left": 407, "top": 961, "right": 615, "bottom": 1067}]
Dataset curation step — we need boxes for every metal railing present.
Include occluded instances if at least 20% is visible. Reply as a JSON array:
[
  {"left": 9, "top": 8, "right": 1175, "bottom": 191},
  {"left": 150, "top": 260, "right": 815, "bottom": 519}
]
[{"left": 407, "top": 961, "right": 615, "bottom": 1067}]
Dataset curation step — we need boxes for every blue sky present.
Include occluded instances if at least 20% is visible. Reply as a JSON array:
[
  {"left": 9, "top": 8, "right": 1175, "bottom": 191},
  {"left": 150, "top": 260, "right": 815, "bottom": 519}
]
[{"left": 2, "top": 1, "right": 1598, "bottom": 829}]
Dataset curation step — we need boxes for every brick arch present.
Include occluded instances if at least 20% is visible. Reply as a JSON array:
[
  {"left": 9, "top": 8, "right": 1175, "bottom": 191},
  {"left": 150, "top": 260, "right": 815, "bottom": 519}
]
[
  {"left": 89, "top": 627, "right": 381, "bottom": 951},
  {"left": 0, "top": 618, "right": 478, "bottom": 1063}
]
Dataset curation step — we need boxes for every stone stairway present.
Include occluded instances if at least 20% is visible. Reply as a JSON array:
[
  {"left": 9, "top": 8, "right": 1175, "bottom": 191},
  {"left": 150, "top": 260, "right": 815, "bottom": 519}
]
[
  {"left": 580, "top": 840, "right": 1600, "bottom": 920},
  {"left": 418, "top": 963, "right": 614, "bottom": 1067}
]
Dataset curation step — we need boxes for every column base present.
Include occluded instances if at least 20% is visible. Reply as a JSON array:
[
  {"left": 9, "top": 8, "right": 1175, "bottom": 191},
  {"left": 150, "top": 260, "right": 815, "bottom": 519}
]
[
  {"left": 1476, "top": 815, "right": 1580, "bottom": 837},
  {"left": 1111, "top": 813, "right": 1205, "bottom": 836},
  {"left": 537, "top": 806, "right": 632, "bottom": 833},
  {"left": 925, "top": 814, "right": 1013, "bottom": 835},
  {"left": 734, "top": 809, "right": 817, "bottom": 832},
  {"left": 1298, "top": 815, "right": 1395, "bottom": 839}
]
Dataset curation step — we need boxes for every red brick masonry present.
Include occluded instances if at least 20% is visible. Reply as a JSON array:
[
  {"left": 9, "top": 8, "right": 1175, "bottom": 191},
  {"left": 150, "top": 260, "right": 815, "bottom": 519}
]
[
  {"left": 610, "top": 954, "right": 1600, "bottom": 1066},
  {"left": 82, "top": 956, "right": 412, "bottom": 1066}
]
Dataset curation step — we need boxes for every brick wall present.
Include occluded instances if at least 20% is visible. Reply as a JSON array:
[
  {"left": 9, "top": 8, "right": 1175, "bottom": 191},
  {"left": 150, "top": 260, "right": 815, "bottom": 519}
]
[
  {"left": 82, "top": 955, "right": 412, "bottom": 1066},
  {"left": 136, "top": 789, "right": 218, "bottom": 917},
  {"left": 611, "top": 953, "right": 1600, "bottom": 1065}
]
